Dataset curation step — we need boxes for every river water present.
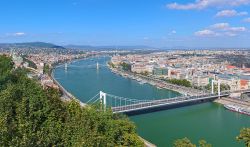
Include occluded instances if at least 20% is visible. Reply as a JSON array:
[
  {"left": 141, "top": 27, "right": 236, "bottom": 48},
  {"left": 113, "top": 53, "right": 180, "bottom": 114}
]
[{"left": 53, "top": 56, "right": 250, "bottom": 147}]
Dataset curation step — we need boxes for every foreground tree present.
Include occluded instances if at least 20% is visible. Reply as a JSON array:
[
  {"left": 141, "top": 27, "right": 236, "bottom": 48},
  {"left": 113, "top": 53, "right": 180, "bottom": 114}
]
[
  {"left": 173, "top": 138, "right": 211, "bottom": 147},
  {"left": 237, "top": 128, "right": 250, "bottom": 147},
  {"left": 0, "top": 55, "right": 143, "bottom": 146},
  {"left": 173, "top": 138, "right": 196, "bottom": 147}
]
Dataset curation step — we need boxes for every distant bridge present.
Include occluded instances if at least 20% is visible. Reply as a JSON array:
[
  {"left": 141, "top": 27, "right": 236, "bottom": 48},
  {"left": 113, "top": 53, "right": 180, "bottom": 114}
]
[
  {"left": 86, "top": 89, "right": 250, "bottom": 115},
  {"left": 63, "top": 62, "right": 107, "bottom": 70}
]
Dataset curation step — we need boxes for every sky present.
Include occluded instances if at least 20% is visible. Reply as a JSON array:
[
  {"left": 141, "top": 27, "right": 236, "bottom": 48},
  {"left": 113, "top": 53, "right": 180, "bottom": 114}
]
[{"left": 1, "top": 0, "right": 250, "bottom": 48}]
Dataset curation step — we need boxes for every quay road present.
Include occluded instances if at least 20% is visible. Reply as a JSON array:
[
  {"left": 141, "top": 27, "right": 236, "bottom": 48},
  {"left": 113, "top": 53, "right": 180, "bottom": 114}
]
[
  {"left": 109, "top": 67, "right": 205, "bottom": 96},
  {"left": 51, "top": 71, "right": 86, "bottom": 106}
]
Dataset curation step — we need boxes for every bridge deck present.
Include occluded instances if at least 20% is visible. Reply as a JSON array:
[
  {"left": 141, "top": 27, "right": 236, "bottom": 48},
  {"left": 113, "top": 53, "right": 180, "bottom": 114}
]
[{"left": 112, "top": 93, "right": 229, "bottom": 113}]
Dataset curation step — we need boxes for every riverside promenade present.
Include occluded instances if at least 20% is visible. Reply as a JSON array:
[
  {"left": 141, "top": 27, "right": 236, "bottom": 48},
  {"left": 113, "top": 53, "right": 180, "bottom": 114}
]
[
  {"left": 109, "top": 66, "right": 205, "bottom": 96},
  {"left": 215, "top": 97, "right": 250, "bottom": 111},
  {"left": 51, "top": 70, "right": 86, "bottom": 107}
]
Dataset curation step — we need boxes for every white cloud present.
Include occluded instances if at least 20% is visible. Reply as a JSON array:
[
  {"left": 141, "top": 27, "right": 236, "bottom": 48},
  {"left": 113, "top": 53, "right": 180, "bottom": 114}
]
[
  {"left": 167, "top": 0, "right": 250, "bottom": 10},
  {"left": 5, "top": 32, "right": 26, "bottom": 37},
  {"left": 14, "top": 32, "right": 26, "bottom": 36},
  {"left": 210, "top": 23, "right": 230, "bottom": 30},
  {"left": 225, "top": 32, "right": 237, "bottom": 36},
  {"left": 171, "top": 30, "right": 177, "bottom": 34},
  {"left": 195, "top": 29, "right": 218, "bottom": 36},
  {"left": 229, "top": 27, "right": 246, "bottom": 31},
  {"left": 210, "top": 23, "right": 246, "bottom": 32},
  {"left": 215, "top": 9, "right": 248, "bottom": 17},
  {"left": 168, "top": 30, "right": 177, "bottom": 35},
  {"left": 243, "top": 17, "right": 250, "bottom": 22},
  {"left": 195, "top": 22, "right": 247, "bottom": 37}
]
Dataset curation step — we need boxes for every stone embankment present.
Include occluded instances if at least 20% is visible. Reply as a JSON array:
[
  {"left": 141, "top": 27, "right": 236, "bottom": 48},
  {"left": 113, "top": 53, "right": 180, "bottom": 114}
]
[
  {"left": 215, "top": 97, "right": 250, "bottom": 111},
  {"left": 109, "top": 66, "right": 205, "bottom": 96}
]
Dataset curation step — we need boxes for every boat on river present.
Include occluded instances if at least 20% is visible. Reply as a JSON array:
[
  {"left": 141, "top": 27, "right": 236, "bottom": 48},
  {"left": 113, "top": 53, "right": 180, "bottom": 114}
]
[{"left": 224, "top": 104, "right": 250, "bottom": 116}]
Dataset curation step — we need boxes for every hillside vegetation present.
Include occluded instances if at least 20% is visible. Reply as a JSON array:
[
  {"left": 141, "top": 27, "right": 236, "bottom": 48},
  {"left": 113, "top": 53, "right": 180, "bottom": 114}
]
[{"left": 0, "top": 55, "right": 143, "bottom": 146}]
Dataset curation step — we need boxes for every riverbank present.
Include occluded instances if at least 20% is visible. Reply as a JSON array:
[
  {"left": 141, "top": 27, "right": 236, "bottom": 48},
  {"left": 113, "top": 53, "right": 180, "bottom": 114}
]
[
  {"left": 51, "top": 70, "right": 86, "bottom": 107},
  {"left": 215, "top": 97, "right": 250, "bottom": 116},
  {"left": 49, "top": 55, "right": 96, "bottom": 106},
  {"left": 108, "top": 65, "right": 204, "bottom": 96}
]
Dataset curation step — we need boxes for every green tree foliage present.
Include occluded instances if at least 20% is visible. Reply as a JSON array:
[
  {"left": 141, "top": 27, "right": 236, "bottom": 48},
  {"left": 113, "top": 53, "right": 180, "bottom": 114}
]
[
  {"left": 198, "top": 140, "right": 212, "bottom": 147},
  {"left": 120, "top": 62, "right": 131, "bottom": 71},
  {"left": 43, "top": 64, "right": 51, "bottom": 74},
  {"left": 167, "top": 79, "right": 192, "bottom": 87},
  {"left": 173, "top": 138, "right": 212, "bottom": 147},
  {"left": 205, "top": 83, "right": 230, "bottom": 93},
  {"left": 141, "top": 71, "right": 149, "bottom": 76},
  {"left": 108, "top": 62, "right": 115, "bottom": 68},
  {"left": 0, "top": 55, "right": 13, "bottom": 89},
  {"left": 173, "top": 138, "right": 196, "bottom": 147},
  {"left": 22, "top": 56, "right": 37, "bottom": 69},
  {"left": 0, "top": 55, "right": 143, "bottom": 146},
  {"left": 237, "top": 128, "right": 250, "bottom": 147}
]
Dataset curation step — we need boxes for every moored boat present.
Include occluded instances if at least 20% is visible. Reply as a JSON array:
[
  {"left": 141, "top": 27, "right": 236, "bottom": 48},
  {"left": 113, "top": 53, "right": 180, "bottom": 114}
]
[{"left": 224, "top": 104, "right": 250, "bottom": 116}]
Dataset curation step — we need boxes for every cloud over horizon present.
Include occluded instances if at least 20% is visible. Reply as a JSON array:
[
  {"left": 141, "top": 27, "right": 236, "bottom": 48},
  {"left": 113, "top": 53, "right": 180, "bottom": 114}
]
[
  {"left": 215, "top": 9, "right": 248, "bottom": 17},
  {"left": 195, "top": 22, "right": 247, "bottom": 37},
  {"left": 243, "top": 17, "right": 250, "bottom": 22},
  {"left": 167, "top": 0, "right": 250, "bottom": 10},
  {"left": 5, "top": 32, "right": 26, "bottom": 37}
]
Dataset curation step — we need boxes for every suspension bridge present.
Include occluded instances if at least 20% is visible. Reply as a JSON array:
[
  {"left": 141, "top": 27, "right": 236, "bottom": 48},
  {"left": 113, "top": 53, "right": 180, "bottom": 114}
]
[
  {"left": 86, "top": 89, "right": 250, "bottom": 115},
  {"left": 64, "top": 62, "right": 107, "bottom": 70}
]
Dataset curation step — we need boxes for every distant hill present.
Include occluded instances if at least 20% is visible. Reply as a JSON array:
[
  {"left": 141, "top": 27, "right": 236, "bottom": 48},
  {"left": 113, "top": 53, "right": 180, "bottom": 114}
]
[
  {"left": 0, "top": 42, "right": 65, "bottom": 49},
  {"left": 64, "top": 45, "right": 156, "bottom": 50}
]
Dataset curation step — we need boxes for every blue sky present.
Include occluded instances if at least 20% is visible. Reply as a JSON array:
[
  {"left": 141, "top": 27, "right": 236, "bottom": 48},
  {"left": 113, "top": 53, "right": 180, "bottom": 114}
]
[{"left": 1, "top": 0, "right": 250, "bottom": 48}]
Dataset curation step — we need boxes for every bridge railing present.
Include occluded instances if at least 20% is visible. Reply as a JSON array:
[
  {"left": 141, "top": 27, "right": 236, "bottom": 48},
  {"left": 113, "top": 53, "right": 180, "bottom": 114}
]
[{"left": 111, "top": 92, "right": 231, "bottom": 112}]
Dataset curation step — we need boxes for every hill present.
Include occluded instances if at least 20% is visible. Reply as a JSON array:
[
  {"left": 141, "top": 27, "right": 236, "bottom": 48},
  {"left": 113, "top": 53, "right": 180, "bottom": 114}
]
[
  {"left": 64, "top": 44, "right": 155, "bottom": 50},
  {"left": 0, "top": 42, "right": 65, "bottom": 49}
]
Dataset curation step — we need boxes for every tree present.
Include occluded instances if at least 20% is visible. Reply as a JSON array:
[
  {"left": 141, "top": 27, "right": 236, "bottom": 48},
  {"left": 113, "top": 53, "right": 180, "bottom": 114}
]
[
  {"left": 167, "top": 79, "right": 192, "bottom": 87},
  {"left": 198, "top": 140, "right": 212, "bottom": 147},
  {"left": 43, "top": 64, "right": 51, "bottom": 74},
  {"left": 237, "top": 128, "right": 250, "bottom": 147},
  {"left": 0, "top": 55, "right": 143, "bottom": 146},
  {"left": 108, "top": 62, "right": 115, "bottom": 68},
  {"left": 0, "top": 55, "right": 13, "bottom": 90},
  {"left": 141, "top": 71, "right": 149, "bottom": 76},
  {"left": 173, "top": 138, "right": 196, "bottom": 147},
  {"left": 173, "top": 138, "right": 212, "bottom": 147},
  {"left": 120, "top": 62, "right": 131, "bottom": 71},
  {"left": 205, "top": 83, "right": 230, "bottom": 93}
]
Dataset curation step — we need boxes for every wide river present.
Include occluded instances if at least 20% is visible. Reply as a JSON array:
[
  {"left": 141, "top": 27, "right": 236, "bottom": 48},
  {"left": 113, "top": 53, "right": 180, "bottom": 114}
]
[{"left": 54, "top": 56, "right": 250, "bottom": 147}]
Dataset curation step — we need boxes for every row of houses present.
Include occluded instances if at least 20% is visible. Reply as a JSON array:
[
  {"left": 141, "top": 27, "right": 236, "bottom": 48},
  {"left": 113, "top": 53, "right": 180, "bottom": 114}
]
[{"left": 111, "top": 55, "right": 250, "bottom": 90}]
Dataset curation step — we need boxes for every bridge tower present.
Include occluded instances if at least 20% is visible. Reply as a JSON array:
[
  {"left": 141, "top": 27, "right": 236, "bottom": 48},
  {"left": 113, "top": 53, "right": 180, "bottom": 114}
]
[
  {"left": 65, "top": 63, "right": 68, "bottom": 70},
  {"left": 211, "top": 80, "right": 221, "bottom": 98},
  {"left": 100, "top": 91, "right": 106, "bottom": 111},
  {"left": 97, "top": 62, "right": 99, "bottom": 69}
]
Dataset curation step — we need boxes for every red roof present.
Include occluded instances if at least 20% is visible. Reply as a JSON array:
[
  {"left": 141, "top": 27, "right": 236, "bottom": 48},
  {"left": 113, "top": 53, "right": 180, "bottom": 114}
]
[{"left": 227, "top": 65, "right": 236, "bottom": 69}]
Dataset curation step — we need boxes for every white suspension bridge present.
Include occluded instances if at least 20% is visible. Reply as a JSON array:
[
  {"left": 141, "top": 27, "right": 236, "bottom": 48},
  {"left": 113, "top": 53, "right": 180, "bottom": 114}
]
[
  {"left": 86, "top": 88, "right": 250, "bottom": 114},
  {"left": 64, "top": 62, "right": 106, "bottom": 70}
]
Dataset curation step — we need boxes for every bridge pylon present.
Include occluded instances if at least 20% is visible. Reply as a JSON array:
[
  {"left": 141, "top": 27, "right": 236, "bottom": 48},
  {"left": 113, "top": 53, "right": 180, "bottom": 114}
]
[
  {"left": 211, "top": 80, "right": 221, "bottom": 98},
  {"left": 100, "top": 91, "right": 106, "bottom": 111}
]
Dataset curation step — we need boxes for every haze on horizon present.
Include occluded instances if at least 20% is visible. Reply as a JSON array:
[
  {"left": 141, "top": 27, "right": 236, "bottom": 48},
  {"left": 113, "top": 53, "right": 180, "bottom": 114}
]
[{"left": 1, "top": 0, "right": 250, "bottom": 48}]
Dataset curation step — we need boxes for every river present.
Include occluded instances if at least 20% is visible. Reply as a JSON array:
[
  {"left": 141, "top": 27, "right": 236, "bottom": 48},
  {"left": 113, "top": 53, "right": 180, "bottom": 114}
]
[{"left": 53, "top": 56, "right": 250, "bottom": 147}]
